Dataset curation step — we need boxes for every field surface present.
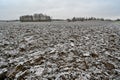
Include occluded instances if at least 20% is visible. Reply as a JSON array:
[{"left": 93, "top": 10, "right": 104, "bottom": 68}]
[{"left": 0, "top": 21, "right": 120, "bottom": 80}]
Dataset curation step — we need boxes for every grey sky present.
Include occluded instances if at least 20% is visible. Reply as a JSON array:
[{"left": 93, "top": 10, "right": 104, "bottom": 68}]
[{"left": 0, "top": 0, "right": 120, "bottom": 20}]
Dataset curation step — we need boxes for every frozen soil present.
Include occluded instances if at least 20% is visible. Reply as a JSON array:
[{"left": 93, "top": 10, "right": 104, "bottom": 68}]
[{"left": 0, "top": 21, "right": 120, "bottom": 80}]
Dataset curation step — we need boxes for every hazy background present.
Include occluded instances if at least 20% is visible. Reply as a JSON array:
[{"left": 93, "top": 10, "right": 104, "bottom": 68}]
[{"left": 0, "top": 0, "right": 120, "bottom": 20}]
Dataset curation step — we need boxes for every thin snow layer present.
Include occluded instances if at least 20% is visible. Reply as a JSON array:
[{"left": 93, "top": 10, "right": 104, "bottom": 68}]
[{"left": 0, "top": 21, "right": 120, "bottom": 80}]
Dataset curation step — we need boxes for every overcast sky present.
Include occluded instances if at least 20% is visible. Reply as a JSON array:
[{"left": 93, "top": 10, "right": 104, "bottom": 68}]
[{"left": 0, "top": 0, "right": 120, "bottom": 20}]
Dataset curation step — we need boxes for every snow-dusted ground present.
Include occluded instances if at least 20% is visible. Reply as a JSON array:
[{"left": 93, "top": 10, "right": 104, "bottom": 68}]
[{"left": 0, "top": 21, "right": 120, "bottom": 80}]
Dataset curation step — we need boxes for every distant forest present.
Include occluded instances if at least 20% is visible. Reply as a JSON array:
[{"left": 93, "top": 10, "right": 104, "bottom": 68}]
[{"left": 67, "top": 17, "right": 120, "bottom": 22}]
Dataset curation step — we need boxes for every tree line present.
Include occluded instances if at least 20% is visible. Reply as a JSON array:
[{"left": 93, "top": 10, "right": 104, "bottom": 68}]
[{"left": 67, "top": 17, "right": 120, "bottom": 22}]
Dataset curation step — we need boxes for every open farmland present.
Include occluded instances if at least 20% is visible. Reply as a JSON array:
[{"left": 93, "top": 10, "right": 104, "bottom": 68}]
[{"left": 0, "top": 21, "right": 120, "bottom": 80}]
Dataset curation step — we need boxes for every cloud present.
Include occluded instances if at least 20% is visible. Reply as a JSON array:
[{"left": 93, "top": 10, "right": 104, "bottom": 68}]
[{"left": 0, "top": 0, "right": 120, "bottom": 20}]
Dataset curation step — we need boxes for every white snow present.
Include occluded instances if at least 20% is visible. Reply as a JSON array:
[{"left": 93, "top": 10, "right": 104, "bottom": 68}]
[{"left": 35, "top": 67, "right": 44, "bottom": 76}]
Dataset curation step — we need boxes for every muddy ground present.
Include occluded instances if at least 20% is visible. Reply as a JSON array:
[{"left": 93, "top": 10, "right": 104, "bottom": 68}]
[{"left": 0, "top": 21, "right": 120, "bottom": 80}]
